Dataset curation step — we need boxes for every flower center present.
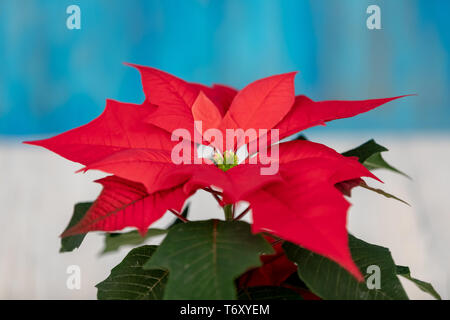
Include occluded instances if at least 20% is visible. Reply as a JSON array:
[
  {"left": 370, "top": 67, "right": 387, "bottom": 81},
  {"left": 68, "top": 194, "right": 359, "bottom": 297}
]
[{"left": 213, "top": 150, "right": 238, "bottom": 171}]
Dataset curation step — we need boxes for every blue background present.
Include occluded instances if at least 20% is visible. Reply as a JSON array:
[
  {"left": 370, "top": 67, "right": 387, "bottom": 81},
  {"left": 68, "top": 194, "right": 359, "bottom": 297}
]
[{"left": 0, "top": 0, "right": 449, "bottom": 135}]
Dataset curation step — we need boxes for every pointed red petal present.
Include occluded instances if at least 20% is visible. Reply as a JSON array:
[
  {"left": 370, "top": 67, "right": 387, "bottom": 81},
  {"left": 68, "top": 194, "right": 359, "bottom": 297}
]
[
  {"left": 190, "top": 83, "right": 237, "bottom": 116},
  {"left": 238, "top": 240, "right": 297, "bottom": 288},
  {"left": 246, "top": 141, "right": 382, "bottom": 281},
  {"left": 249, "top": 180, "right": 362, "bottom": 281},
  {"left": 210, "top": 84, "right": 238, "bottom": 115},
  {"left": 276, "top": 95, "right": 410, "bottom": 141},
  {"left": 192, "top": 91, "right": 223, "bottom": 147},
  {"left": 219, "top": 72, "right": 297, "bottom": 149},
  {"left": 126, "top": 63, "right": 198, "bottom": 109},
  {"left": 277, "top": 140, "right": 380, "bottom": 181},
  {"left": 126, "top": 64, "right": 198, "bottom": 136},
  {"left": 24, "top": 100, "right": 173, "bottom": 166},
  {"left": 129, "top": 64, "right": 236, "bottom": 137},
  {"left": 182, "top": 163, "right": 283, "bottom": 204},
  {"left": 81, "top": 148, "right": 189, "bottom": 193},
  {"left": 61, "top": 176, "right": 188, "bottom": 237}
]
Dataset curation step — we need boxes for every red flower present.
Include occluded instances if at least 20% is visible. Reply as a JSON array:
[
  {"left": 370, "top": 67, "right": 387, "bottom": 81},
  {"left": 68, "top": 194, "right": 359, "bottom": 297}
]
[{"left": 26, "top": 64, "right": 406, "bottom": 280}]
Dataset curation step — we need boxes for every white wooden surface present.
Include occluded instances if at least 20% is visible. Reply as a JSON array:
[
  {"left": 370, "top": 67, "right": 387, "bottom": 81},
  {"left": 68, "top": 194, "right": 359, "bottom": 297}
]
[{"left": 0, "top": 132, "right": 449, "bottom": 299}]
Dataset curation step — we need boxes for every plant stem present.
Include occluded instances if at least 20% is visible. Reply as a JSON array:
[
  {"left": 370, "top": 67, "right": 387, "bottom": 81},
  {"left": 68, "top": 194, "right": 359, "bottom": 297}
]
[{"left": 223, "top": 204, "right": 233, "bottom": 221}]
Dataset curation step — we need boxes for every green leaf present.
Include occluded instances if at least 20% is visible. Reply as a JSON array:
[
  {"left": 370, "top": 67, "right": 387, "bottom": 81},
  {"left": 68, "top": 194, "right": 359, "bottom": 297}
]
[
  {"left": 283, "top": 235, "right": 409, "bottom": 300},
  {"left": 360, "top": 181, "right": 410, "bottom": 206},
  {"left": 364, "top": 153, "right": 410, "bottom": 178},
  {"left": 60, "top": 202, "right": 92, "bottom": 253},
  {"left": 238, "top": 286, "right": 303, "bottom": 300},
  {"left": 144, "top": 220, "right": 274, "bottom": 300},
  {"left": 96, "top": 245, "right": 168, "bottom": 300},
  {"left": 101, "top": 229, "right": 168, "bottom": 255},
  {"left": 396, "top": 266, "right": 441, "bottom": 300},
  {"left": 101, "top": 203, "right": 191, "bottom": 255},
  {"left": 342, "top": 139, "right": 387, "bottom": 163},
  {"left": 340, "top": 140, "right": 410, "bottom": 205},
  {"left": 342, "top": 139, "right": 409, "bottom": 178},
  {"left": 293, "top": 133, "right": 308, "bottom": 141},
  {"left": 283, "top": 272, "right": 308, "bottom": 289}
]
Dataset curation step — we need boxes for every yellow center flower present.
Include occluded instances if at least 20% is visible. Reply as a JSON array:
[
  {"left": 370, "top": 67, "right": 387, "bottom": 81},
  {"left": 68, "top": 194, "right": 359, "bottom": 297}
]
[{"left": 213, "top": 150, "right": 238, "bottom": 171}]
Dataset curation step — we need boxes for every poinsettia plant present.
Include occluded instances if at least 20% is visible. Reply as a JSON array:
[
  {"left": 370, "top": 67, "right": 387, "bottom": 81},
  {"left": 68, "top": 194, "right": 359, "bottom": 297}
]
[{"left": 26, "top": 64, "right": 440, "bottom": 300}]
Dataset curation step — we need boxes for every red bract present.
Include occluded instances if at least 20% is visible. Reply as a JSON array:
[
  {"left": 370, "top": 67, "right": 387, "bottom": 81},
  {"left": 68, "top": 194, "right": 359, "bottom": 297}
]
[
  {"left": 60, "top": 176, "right": 188, "bottom": 237},
  {"left": 26, "top": 64, "right": 406, "bottom": 281},
  {"left": 238, "top": 237, "right": 321, "bottom": 300},
  {"left": 238, "top": 237, "right": 297, "bottom": 288}
]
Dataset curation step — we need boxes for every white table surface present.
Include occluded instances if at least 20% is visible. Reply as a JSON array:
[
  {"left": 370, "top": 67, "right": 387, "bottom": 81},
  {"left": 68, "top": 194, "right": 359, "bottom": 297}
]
[{"left": 1, "top": 132, "right": 448, "bottom": 299}]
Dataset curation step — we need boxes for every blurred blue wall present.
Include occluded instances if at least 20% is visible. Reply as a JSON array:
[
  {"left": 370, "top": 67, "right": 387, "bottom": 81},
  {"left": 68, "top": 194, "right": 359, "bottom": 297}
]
[{"left": 0, "top": 0, "right": 449, "bottom": 135}]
